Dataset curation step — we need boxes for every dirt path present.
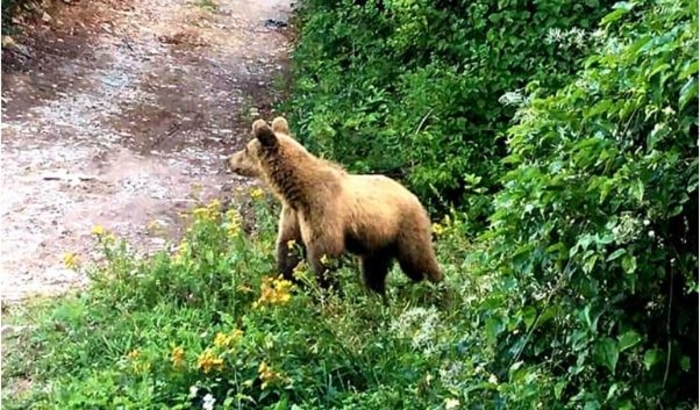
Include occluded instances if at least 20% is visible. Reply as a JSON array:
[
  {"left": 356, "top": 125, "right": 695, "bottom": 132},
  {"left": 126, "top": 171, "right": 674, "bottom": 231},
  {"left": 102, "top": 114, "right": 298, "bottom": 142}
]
[{"left": 1, "top": 0, "right": 291, "bottom": 302}]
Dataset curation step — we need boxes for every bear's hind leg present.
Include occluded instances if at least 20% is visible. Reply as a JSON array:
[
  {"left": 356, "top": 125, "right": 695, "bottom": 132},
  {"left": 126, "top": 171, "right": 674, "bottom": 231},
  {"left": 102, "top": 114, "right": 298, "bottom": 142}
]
[
  {"left": 396, "top": 232, "right": 443, "bottom": 283},
  {"left": 360, "top": 251, "right": 394, "bottom": 296}
]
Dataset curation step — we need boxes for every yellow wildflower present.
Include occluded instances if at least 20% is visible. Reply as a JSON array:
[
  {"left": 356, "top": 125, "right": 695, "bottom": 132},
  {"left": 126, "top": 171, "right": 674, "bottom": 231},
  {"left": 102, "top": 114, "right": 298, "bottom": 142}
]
[
  {"left": 214, "top": 328, "right": 244, "bottom": 349},
  {"left": 191, "top": 199, "right": 222, "bottom": 222},
  {"left": 171, "top": 346, "right": 185, "bottom": 368},
  {"left": 250, "top": 187, "right": 265, "bottom": 200},
  {"left": 319, "top": 254, "right": 330, "bottom": 266},
  {"left": 432, "top": 223, "right": 445, "bottom": 236},
  {"left": 225, "top": 209, "right": 243, "bottom": 236},
  {"left": 91, "top": 225, "right": 105, "bottom": 236},
  {"left": 442, "top": 214, "right": 451, "bottom": 226},
  {"left": 258, "top": 361, "right": 282, "bottom": 390},
  {"left": 103, "top": 234, "right": 117, "bottom": 246},
  {"left": 253, "top": 275, "right": 293, "bottom": 309},
  {"left": 214, "top": 332, "right": 232, "bottom": 348},
  {"left": 192, "top": 207, "right": 210, "bottom": 220},
  {"left": 132, "top": 360, "right": 151, "bottom": 374},
  {"left": 173, "top": 240, "right": 189, "bottom": 263},
  {"left": 62, "top": 253, "right": 81, "bottom": 270},
  {"left": 286, "top": 239, "right": 296, "bottom": 250},
  {"left": 127, "top": 349, "right": 140, "bottom": 360},
  {"left": 197, "top": 348, "right": 224, "bottom": 374},
  {"left": 206, "top": 199, "right": 222, "bottom": 213}
]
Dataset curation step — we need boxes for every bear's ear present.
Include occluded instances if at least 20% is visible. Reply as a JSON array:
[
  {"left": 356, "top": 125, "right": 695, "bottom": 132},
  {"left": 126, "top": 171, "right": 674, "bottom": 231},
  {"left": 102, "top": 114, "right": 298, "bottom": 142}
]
[
  {"left": 252, "top": 119, "right": 278, "bottom": 148},
  {"left": 271, "top": 117, "right": 290, "bottom": 134},
  {"left": 251, "top": 119, "right": 268, "bottom": 133}
]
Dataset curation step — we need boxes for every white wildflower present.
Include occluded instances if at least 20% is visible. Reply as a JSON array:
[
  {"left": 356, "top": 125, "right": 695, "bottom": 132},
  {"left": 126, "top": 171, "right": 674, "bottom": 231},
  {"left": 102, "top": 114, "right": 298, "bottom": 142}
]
[
  {"left": 570, "top": 28, "right": 587, "bottom": 47},
  {"left": 203, "top": 393, "right": 216, "bottom": 410},
  {"left": 591, "top": 28, "right": 606, "bottom": 38},
  {"left": 445, "top": 398, "right": 461, "bottom": 409},
  {"left": 439, "top": 361, "right": 466, "bottom": 391},
  {"left": 498, "top": 90, "right": 525, "bottom": 107},
  {"left": 390, "top": 306, "right": 441, "bottom": 355},
  {"left": 545, "top": 28, "right": 563, "bottom": 44},
  {"left": 608, "top": 213, "right": 643, "bottom": 245},
  {"left": 188, "top": 385, "right": 199, "bottom": 399}
]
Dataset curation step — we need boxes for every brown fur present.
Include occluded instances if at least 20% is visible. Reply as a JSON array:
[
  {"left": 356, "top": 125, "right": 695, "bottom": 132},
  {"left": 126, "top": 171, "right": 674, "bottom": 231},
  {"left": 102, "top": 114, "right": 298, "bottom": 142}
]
[{"left": 226, "top": 117, "right": 443, "bottom": 295}]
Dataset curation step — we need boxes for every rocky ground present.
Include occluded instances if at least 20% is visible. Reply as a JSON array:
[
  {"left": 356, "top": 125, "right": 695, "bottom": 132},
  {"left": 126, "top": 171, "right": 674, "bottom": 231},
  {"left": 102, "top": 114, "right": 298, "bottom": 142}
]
[{"left": 1, "top": 0, "right": 292, "bottom": 302}]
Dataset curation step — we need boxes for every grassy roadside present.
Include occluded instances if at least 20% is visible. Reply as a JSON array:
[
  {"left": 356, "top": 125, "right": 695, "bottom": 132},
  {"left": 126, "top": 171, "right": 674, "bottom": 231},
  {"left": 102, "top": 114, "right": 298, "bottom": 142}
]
[{"left": 1, "top": 191, "right": 494, "bottom": 410}]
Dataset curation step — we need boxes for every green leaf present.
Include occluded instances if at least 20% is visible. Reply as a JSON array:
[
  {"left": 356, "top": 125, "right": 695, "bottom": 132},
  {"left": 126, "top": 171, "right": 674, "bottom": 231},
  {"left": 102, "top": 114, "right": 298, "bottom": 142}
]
[
  {"left": 554, "top": 380, "right": 567, "bottom": 399},
  {"left": 584, "top": 400, "right": 601, "bottom": 410},
  {"left": 606, "top": 383, "right": 619, "bottom": 401},
  {"left": 485, "top": 316, "right": 504, "bottom": 344},
  {"left": 522, "top": 306, "right": 537, "bottom": 329},
  {"left": 618, "top": 330, "right": 642, "bottom": 352},
  {"left": 631, "top": 179, "right": 644, "bottom": 203},
  {"left": 679, "top": 76, "right": 698, "bottom": 111},
  {"left": 594, "top": 337, "right": 619, "bottom": 374},
  {"left": 601, "top": 2, "right": 634, "bottom": 25},
  {"left": 607, "top": 248, "right": 627, "bottom": 262},
  {"left": 643, "top": 349, "right": 663, "bottom": 370},
  {"left": 678, "top": 60, "right": 699, "bottom": 81},
  {"left": 619, "top": 400, "right": 634, "bottom": 410},
  {"left": 534, "top": 306, "right": 558, "bottom": 330},
  {"left": 583, "top": 254, "right": 598, "bottom": 274},
  {"left": 206, "top": 249, "right": 215, "bottom": 265},
  {"left": 681, "top": 356, "right": 691, "bottom": 372},
  {"left": 621, "top": 254, "right": 637, "bottom": 274}
]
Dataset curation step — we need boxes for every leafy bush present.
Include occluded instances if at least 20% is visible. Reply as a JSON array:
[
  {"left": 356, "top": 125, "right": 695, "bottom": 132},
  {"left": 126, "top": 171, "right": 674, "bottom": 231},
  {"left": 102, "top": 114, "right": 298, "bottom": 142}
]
[
  {"left": 2, "top": 0, "right": 27, "bottom": 32},
  {"left": 475, "top": 0, "right": 698, "bottom": 407},
  {"left": 285, "top": 0, "right": 618, "bottom": 227}
]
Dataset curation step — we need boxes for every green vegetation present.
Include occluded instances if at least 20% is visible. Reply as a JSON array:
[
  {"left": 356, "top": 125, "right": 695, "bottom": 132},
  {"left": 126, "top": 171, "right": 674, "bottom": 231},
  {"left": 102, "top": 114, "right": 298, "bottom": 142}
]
[
  {"left": 4, "top": 193, "right": 474, "bottom": 409},
  {"left": 2, "top": 0, "right": 26, "bottom": 32},
  {"left": 2, "top": 0, "right": 698, "bottom": 409},
  {"left": 284, "top": 0, "right": 620, "bottom": 227}
]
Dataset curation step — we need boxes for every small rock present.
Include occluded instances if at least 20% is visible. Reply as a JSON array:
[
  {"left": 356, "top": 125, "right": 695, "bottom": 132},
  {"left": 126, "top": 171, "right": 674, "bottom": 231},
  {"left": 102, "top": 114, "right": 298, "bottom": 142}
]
[
  {"left": 150, "top": 237, "right": 166, "bottom": 245},
  {"left": 264, "top": 18, "right": 288, "bottom": 29},
  {"left": 1, "top": 325, "right": 27, "bottom": 338}
]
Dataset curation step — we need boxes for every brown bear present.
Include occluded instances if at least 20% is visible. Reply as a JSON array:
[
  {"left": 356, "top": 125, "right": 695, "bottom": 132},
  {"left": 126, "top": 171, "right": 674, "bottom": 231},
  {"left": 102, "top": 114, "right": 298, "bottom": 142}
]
[
  {"left": 227, "top": 117, "right": 347, "bottom": 283},
  {"left": 226, "top": 117, "right": 443, "bottom": 295}
]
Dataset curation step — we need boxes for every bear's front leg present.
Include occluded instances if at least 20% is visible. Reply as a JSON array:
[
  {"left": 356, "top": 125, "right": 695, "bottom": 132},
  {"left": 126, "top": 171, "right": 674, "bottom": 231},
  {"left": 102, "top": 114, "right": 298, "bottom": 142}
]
[{"left": 275, "top": 205, "right": 305, "bottom": 283}]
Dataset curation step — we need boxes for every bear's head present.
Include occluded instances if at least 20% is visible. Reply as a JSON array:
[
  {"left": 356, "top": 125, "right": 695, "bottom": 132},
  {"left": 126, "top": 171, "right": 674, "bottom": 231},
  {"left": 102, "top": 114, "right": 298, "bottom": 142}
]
[{"left": 226, "top": 116, "right": 294, "bottom": 177}]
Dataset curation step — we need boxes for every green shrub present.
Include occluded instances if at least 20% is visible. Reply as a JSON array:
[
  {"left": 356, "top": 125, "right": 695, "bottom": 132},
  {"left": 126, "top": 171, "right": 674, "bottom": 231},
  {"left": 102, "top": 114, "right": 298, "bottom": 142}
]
[
  {"left": 285, "top": 0, "right": 618, "bottom": 228},
  {"left": 476, "top": 0, "right": 698, "bottom": 407}
]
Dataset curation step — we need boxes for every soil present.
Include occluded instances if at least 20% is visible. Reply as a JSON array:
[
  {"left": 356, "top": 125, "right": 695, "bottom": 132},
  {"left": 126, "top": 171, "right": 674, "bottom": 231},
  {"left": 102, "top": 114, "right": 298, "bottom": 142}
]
[{"left": 1, "top": 0, "right": 292, "bottom": 302}]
